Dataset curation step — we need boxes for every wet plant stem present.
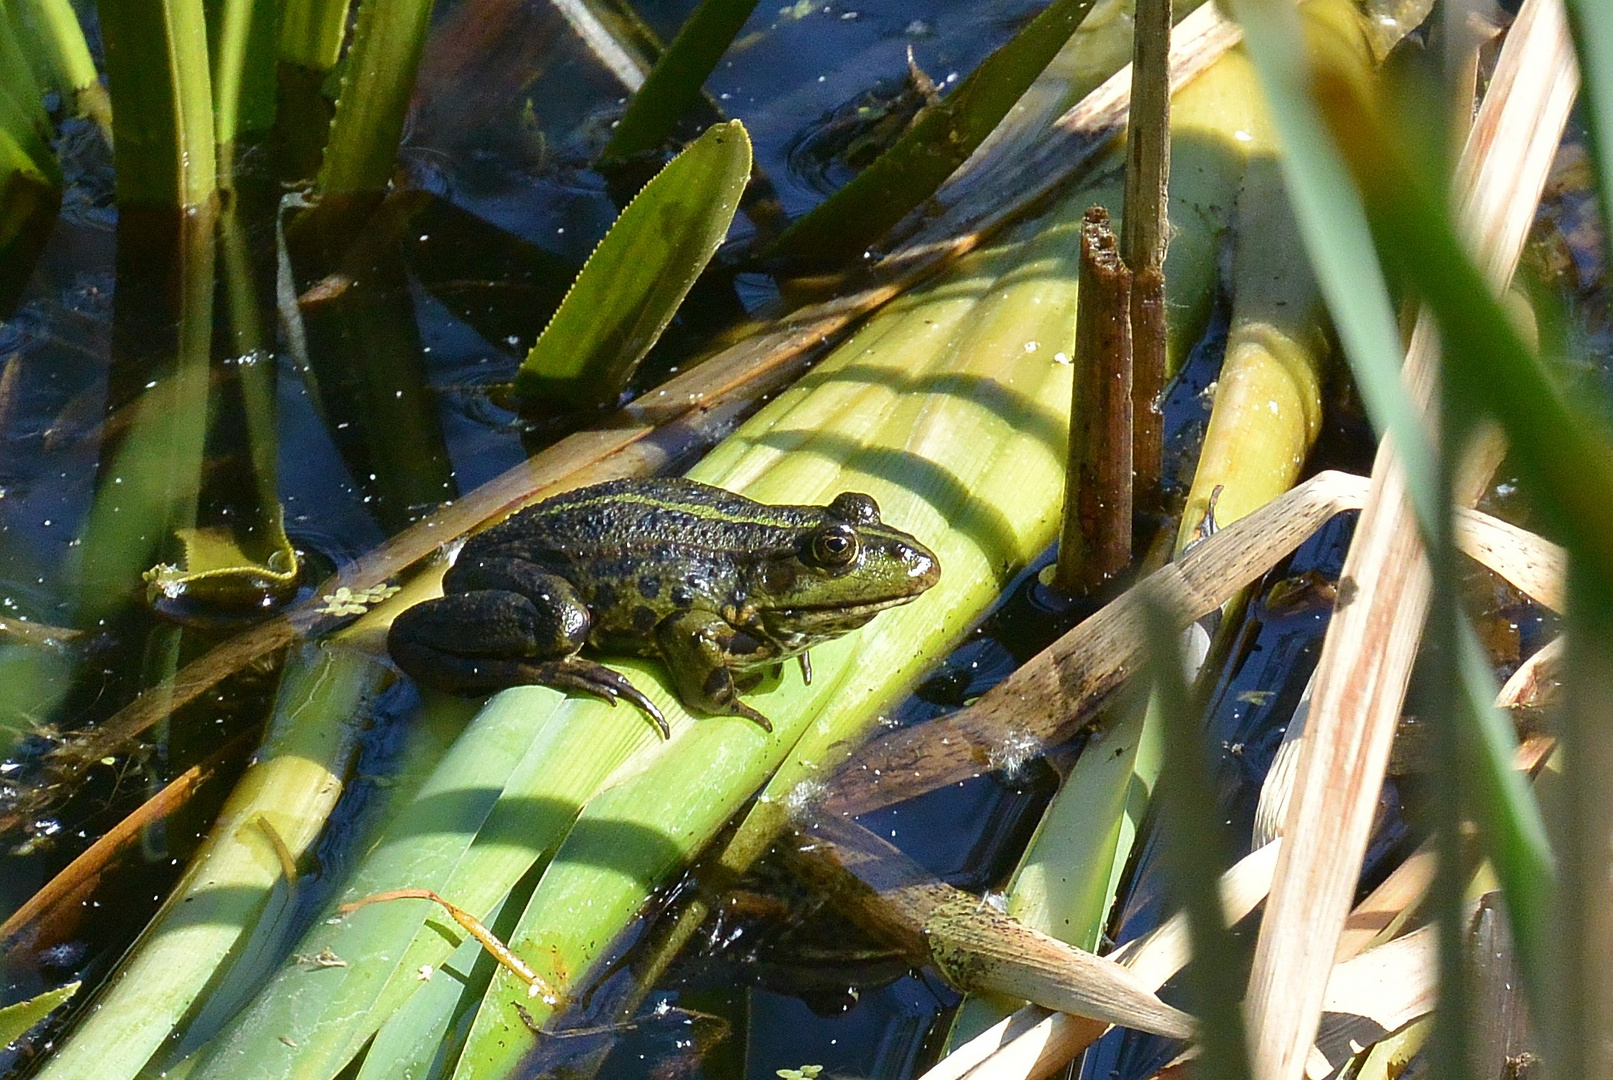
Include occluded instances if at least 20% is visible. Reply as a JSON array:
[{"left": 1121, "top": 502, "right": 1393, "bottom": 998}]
[
  {"left": 1123, "top": 0, "right": 1171, "bottom": 510},
  {"left": 790, "top": 815, "right": 1194, "bottom": 1040},
  {"left": 1055, "top": 206, "right": 1132, "bottom": 595}
]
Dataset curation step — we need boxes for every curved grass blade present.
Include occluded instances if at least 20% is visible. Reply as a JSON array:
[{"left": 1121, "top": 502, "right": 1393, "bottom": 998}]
[
  {"left": 601, "top": 0, "right": 759, "bottom": 162},
  {"left": 765, "top": 0, "right": 1097, "bottom": 266},
  {"left": 513, "top": 120, "right": 751, "bottom": 410}
]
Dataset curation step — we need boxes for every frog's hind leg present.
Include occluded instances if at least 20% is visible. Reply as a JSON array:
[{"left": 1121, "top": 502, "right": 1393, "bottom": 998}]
[
  {"left": 655, "top": 611, "right": 775, "bottom": 732},
  {"left": 388, "top": 587, "right": 668, "bottom": 736}
]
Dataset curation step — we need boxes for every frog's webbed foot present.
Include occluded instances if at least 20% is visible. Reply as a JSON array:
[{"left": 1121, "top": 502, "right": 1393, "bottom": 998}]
[
  {"left": 656, "top": 611, "right": 775, "bottom": 733},
  {"left": 529, "top": 658, "right": 669, "bottom": 738}
]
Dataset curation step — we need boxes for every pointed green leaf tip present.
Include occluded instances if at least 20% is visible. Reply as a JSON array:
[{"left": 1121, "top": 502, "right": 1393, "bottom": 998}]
[
  {"left": 512, "top": 120, "right": 752, "bottom": 409},
  {"left": 0, "top": 981, "right": 79, "bottom": 1047}
]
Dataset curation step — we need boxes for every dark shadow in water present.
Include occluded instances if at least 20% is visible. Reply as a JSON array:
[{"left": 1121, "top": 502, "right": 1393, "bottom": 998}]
[{"left": 291, "top": 197, "right": 460, "bottom": 534}]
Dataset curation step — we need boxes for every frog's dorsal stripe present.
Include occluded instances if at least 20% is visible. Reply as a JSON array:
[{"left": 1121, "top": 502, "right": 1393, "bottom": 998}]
[
  {"left": 543, "top": 485, "right": 916, "bottom": 545},
  {"left": 548, "top": 490, "right": 804, "bottom": 530}
]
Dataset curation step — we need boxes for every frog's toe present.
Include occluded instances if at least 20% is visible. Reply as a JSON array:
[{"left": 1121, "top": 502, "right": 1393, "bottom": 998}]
[
  {"left": 730, "top": 701, "right": 773, "bottom": 734},
  {"left": 534, "top": 659, "right": 669, "bottom": 738}
]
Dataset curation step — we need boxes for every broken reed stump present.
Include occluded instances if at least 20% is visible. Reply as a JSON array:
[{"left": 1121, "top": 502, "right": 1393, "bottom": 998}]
[{"left": 1054, "top": 206, "right": 1134, "bottom": 596}]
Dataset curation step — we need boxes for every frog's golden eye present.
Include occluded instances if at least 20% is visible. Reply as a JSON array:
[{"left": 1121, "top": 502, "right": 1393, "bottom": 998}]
[{"left": 808, "top": 524, "right": 860, "bottom": 568}]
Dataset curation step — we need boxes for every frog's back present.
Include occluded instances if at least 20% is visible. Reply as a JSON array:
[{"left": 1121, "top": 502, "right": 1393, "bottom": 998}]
[{"left": 475, "top": 478, "right": 822, "bottom": 562}]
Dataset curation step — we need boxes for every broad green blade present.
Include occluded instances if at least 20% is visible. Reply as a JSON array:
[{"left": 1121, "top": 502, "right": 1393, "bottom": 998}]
[
  {"left": 36, "top": 646, "right": 382, "bottom": 1080},
  {"left": 513, "top": 120, "right": 752, "bottom": 409}
]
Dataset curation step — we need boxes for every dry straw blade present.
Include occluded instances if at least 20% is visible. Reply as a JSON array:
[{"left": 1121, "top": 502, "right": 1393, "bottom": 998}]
[{"left": 1237, "top": 1, "right": 1578, "bottom": 1077}]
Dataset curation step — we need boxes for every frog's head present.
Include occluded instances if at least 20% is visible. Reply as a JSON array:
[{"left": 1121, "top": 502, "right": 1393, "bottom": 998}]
[{"left": 752, "top": 492, "right": 940, "bottom": 646}]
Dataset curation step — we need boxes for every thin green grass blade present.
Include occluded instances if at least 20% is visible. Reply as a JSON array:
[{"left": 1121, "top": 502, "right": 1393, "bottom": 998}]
[
  {"left": 1141, "top": 597, "right": 1252, "bottom": 1080},
  {"left": 601, "top": 0, "right": 759, "bottom": 162},
  {"left": 1318, "top": 68, "right": 1608, "bottom": 1038},
  {"left": 766, "top": 0, "right": 1098, "bottom": 265},
  {"left": 1562, "top": 0, "right": 1613, "bottom": 274},
  {"left": 1455, "top": 618, "right": 1554, "bottom": 987},
  {"left": 513, "top": 120, "right": 751, "bottom": 409}
]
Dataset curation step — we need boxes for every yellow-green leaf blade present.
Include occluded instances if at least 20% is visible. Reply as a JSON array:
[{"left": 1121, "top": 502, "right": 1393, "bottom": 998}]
[{"left": 513, "top": 120, "right": 752, "bottom": 409}]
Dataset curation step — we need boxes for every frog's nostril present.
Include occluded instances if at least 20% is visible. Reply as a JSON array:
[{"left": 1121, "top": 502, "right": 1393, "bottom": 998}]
[{"left": 907, "top": 550, "right": 939, "bottom": 584}]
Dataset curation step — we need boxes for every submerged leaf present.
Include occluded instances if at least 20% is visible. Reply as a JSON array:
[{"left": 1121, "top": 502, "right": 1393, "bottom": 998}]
[
  {"left": 512, "top": 120, "right": 752, "bottom": 410},
  {"left": 142, "top": 507, "right": 301, "bottom": 610}
]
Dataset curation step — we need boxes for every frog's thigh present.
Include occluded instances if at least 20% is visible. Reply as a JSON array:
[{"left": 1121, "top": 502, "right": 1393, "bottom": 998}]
[
  {"left": 392, "top": 586, "right": 589, "bottom": 664},
  {"left": 655, "top": 611, "right": 774, "bottom": 731},
  {"left": 444, "top": 556, "right": 580, "bottom": 614}
]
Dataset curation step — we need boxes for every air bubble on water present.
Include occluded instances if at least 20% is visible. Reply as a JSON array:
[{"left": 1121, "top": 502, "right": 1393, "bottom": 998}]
[
  {"left": 785, "top": 777, "right": 827, "bottom": 818},
  {"left": 987, "top": 727, "right": 1042, "bottom": 775}
]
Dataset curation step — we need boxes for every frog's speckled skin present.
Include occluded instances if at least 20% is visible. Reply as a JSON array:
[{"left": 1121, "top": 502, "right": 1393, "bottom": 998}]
[{"left": 387, "top": 477, "right": 940, "bottom": 735}]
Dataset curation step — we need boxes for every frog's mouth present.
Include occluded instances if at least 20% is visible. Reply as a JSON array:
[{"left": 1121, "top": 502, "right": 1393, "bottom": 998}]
[{"left": 761, "top": 594, "right": 917, "bottom": 635}]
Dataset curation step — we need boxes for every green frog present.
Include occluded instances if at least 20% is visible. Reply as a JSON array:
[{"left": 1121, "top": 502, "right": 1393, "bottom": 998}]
[{"left": 388, "top": 477, "right": 941, "bottom": 735}]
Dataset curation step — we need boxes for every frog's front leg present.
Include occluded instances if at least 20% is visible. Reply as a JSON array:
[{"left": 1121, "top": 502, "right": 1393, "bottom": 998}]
[
  {"left": 389, "top": 562, "right": 667, "bottom": 735},
  {"left": 655, "top": 610, "right": 776, "bottom": 732}
]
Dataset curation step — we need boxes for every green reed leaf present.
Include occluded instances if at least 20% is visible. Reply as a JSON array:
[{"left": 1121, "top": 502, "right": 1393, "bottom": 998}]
[{"left": 513, "top": 120, "right": 751, "bottom": 410}]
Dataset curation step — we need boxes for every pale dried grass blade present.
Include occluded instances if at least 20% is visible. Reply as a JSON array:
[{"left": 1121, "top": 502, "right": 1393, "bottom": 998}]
[
  {"left": 1307, "top": 925, "right": 1438, "bottom": 1078},
  {"left": 922, "top": 841, "right": 1282, "bottom": 1080},
  {"left": 1242, "top": 3, "right": 1577, "bottom": 1076}
]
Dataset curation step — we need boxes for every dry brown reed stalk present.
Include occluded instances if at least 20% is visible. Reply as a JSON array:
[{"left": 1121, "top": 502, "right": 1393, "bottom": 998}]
[
  {"left": 1121, "top": 0, "right": 1173, "bottom": 505},
  {"left": 1056, "top": 207, "right": 1134, "bottom": 594},
  {"left": 791, "top": 815, "right": 1195, "bottom": 1040},
  {"left": 1242, "top": 2, "right": 1578, "bottom": 1076},
  {"left": 827, "top": 470, "right": 1556, "bottom": 817}
]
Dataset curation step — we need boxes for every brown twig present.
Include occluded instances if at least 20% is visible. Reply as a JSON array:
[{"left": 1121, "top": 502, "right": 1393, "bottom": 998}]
[{"left": 790, "top": 815, "right": 1194, "bottom": 1040}]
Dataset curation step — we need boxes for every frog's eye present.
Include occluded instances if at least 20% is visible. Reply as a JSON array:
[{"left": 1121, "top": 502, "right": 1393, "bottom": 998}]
[
  {"left": 808, "top": 524, "right": 860, "bottom": 568},
  {"left": 828, "top": 492, "right": 880, "bottom": 525}
]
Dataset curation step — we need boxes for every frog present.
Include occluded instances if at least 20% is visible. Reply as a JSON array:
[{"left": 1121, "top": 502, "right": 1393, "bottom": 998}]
[{"left": 387, "top": 477, "right": 941, "bottom": 736}]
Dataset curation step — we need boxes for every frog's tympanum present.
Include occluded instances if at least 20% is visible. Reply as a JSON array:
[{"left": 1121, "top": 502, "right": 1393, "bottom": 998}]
[{"left": 388, "top": 478, "right": 941, "bottom": 735}]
